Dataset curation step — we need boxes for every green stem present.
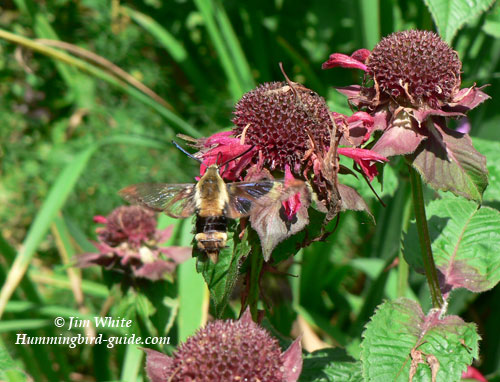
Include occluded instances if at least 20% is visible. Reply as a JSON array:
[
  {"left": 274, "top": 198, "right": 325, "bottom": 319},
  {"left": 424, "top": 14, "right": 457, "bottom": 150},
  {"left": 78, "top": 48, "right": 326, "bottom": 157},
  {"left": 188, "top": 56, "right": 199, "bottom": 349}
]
[
  {"left": 397, "top": 183, "right": 413, "bottom": 298},
  {"left": 247, "top": 244, "right": 263, "bottom": 319},
  {"left": 408, "top": 165, "right": 444, "bottom": 308}
]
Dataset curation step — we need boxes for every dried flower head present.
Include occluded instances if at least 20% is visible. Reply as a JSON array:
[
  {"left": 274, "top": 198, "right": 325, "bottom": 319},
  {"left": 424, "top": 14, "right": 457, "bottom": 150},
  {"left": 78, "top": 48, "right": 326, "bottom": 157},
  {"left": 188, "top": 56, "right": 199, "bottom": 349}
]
[
  {"left": 232, "top": 81, "right": 333, "bottom": 174},
  {"left": 366, "top": 30, "right": 462, "bottom": 109},
  {"left": 95, "top": 206, "right": 157, "bottom": 247},
  {"left": 77, "top": 206, "right": 190, "bottom": 281},
  {"left": 145, "top": 308, "right": 302, "bottom": 382},
  {"left": 322, "top": 30, "right": 489, "bottom": 201}
]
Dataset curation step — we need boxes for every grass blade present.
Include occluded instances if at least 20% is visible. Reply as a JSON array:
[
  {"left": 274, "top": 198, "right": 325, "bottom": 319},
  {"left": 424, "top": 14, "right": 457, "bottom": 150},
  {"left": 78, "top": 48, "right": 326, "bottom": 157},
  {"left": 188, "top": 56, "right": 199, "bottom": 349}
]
[
  {"left": 0, "top": 145, "right": 97, "bottom": 319},
  {"left": 0, "top": 28, "right": 199, "bottom": 137},
  {"left": 120, "top": 343, "right": 143, "bottom": 382},
  {"left": 358, "top": 0, "right": 381, "bottom": 49},
  {"left": 194, "top": 0, "right": 248, "bottom": 100},
  {"left": 172, "top": 218, "right": 208, "bottom": 341},
  {"left": 122, "top": 6, "right": 210, "bottom": 93},
  {"left": 0, "top": 135, "right": 169, "bottom": 318}
]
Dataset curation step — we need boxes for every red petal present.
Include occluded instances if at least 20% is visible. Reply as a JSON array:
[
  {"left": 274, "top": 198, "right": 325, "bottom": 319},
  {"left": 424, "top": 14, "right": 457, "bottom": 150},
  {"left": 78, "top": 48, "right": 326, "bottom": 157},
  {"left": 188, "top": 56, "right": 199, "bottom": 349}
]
[
  {"left": 282, "top": 166, "right": 302, "bottom": 220},
  {"left": 351, "top": 48, "right": 371, "bottom": 63},
  {"left": 338, "top": 147, "right": 388, "bottom": 181},
  {"left": 202, "top": 130, "right": 237, "bottom": 147},
  {"left": 322, "top": 52, "right": 368, "bottom": 71},
  {"left": 93, "top": 215, "right": 107, "bottom": 224},
  {"left": 200, "top": 143, "right": 253, "bottom": 180},
  {"left": 462, "top": 366, "right": 488, "bottom": 382}
]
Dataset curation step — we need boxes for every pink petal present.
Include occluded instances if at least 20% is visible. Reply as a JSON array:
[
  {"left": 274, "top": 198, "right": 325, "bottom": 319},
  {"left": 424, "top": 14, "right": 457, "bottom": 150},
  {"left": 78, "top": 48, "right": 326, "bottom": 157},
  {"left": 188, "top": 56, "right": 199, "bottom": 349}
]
[
  {"left": 351, "top": 48, "right": 371, "bottom": 63},
  {"left": 281, "top": 336, "right": 303, "bottom": 382},
  {"left": 200, "top": 143, "right": 253, "bottom": 180},
  {"left": 450, "top": 86, "right": 490, "bottom": 111},
  {"left": 322, "top": 52, "right": 368, "bottom": 71},
  {"left": 347, "top": 111, "right": 375, "bottom": 143},
  {"left": 284, "top": 165, "right": 295, "bottom": 185},
  {"left": 160, "top": 246, "right": 192, "bottom": 263},
  {"left": 282, "top": 166, "right": 302, "bottom": 220},
  {"left": 93, "top": 215, "right": 107, "bottom": 224},
  {"left": 370, "top": 125, "right": 425, "bottom": 158},
  {"left": 155, "top": 225, "right": 174, "bottom": 244},
  {"left": 239, "top": 306, "right": 253, "bottom": 324},
  {"left": 413, "top": 108, "right": 465, "bottom": 122},
  {"left": 202, "top": 130, "right": 237, "bottom": 147},
  {"left": 144, "top": 348, "right": 174, "bottom": 382},
  {"left": 134, "top": 260, "right": 174, "bottom": 281},
  {"left": 462, "top": 366, "right": 488, "bottom": 382},
  {"left": 338, "top": 147, "right": 388, "bottom": 181}
]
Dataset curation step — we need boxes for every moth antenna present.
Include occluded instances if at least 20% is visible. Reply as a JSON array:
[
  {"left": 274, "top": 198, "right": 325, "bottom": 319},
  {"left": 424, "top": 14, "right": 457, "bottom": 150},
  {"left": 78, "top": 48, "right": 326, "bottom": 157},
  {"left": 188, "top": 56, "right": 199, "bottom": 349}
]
[
  {"left": 172, "top": 140, "right": 202, "bottom": 163},
  {"left": 219, "top": 145, "right": 255, "bottom": 169}
]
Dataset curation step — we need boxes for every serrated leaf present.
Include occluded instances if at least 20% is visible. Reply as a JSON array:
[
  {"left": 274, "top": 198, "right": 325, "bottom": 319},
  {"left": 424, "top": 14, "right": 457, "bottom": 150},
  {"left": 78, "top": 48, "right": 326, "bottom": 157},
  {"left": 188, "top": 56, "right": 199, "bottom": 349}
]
[
  {"left": 0, "top": 338, "right": 28, "bottom": 382},
  {"left": 299, "top": 348, "right": 363, "bottom": 382},
  {"left": 196, "top": 228, "right": 250, "bottom": 317},
  {"left": 361, "top": 298, "right": 479, "bottom": 382},
  {"left": 472, "top": 137, "right": 500, "bottom": 203},
  {"left": 404, "top": 197, "right": 500, "bottom": 293},
  {"left": 410, "top": 123, "right": 488, "bottom": 202},
  {"left": 423, "top": 0, "right": 496, "bottom": 43}
]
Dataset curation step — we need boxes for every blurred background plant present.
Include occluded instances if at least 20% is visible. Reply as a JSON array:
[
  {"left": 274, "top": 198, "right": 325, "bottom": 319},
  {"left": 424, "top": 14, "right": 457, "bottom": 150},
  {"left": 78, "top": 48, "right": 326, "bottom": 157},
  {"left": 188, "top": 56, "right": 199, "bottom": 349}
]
[{"left": 1, "top": 0, "right": 500, "bottom": 381}]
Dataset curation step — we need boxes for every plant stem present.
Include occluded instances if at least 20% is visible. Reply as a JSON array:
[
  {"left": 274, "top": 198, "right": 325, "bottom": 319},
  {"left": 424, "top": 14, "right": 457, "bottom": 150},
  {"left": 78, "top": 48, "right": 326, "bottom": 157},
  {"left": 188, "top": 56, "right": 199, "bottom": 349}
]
[
  {"left": 247, "top": 243, "right": 264, "bottom": 319},
  {"left": 408, "top": 165, "right": 444, "bottom": 308},
  {"left": 397, "top": 181, "right": 413, "bottom": 298}
]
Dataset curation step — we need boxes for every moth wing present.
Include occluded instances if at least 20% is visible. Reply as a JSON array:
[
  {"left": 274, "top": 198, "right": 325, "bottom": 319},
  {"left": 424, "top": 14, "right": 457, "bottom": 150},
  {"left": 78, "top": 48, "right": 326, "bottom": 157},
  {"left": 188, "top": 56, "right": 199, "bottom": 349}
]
[
  {"left": 119, "top": 183, "right": 196, "bottom": 218},
  {"left": 226, "top": 180, "right": 283, "bottom": 218}
]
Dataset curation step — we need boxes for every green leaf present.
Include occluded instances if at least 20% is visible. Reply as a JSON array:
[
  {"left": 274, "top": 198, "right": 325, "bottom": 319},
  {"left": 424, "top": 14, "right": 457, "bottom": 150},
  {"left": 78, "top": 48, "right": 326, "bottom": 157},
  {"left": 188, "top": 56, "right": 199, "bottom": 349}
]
[
  {"left": 196, "top": 226, "right": 251, "bottom": 317},
  {"left": 361, "top": 298, "right": 479, "bottom": 382},
  {"left": 0, "top": 337, "right": 28, "bottom": 382},
  {"left": 299, "top": 348, "right": 363, "bottom": 382},
  {"left": 404, "top": 197, "right": 500, "bottom": 293},
  {"left": 193, "top": 0, "right": 254, "bottom": 100},
  {"left": 483, "top": 1, "right": 500, "bottom": 37},
  {"left": 423, "top": 0, "right": 496, "bottom": 43},
  {"left": 473, "top": 137, "right": 500, "bottom": 204},
  {"left": 410, "top": 124, "right": 488, "bottom": 203},
  {"left": 413, "top": 196, "right": 500, "bottom": 284},
  {"left": 120, "top": 343, "right": 143, "bottom": 382}
]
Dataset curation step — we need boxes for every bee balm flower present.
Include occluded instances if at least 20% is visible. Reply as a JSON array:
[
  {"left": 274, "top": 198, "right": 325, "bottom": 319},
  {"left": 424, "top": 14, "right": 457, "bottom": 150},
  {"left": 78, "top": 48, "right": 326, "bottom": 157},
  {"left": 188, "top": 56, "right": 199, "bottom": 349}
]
[
  {"left": 77, "top": 206, "right": 190, "bottom": 281},
  {"left": 323, "top": 30, "right": 489, "bottom": 200},
  {"left": 145, "top": 308, "right": 302, "bottom": 382}
]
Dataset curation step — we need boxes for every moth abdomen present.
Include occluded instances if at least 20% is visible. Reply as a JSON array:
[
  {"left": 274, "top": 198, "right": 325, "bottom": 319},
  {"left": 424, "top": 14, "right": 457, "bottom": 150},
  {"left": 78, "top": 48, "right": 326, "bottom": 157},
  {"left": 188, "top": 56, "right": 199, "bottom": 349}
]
[{"left": 195, "top": 215, "right": 228, "bottom": 233}]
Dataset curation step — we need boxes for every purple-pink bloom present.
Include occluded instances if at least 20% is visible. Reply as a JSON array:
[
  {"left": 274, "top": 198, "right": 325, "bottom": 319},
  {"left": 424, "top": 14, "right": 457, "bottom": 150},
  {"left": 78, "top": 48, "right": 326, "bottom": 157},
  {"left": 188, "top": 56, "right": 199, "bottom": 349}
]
[
  {"left": 144, "top": 308, "right": 302, "bottom": 382},
  {"left": 323, "top": 30, "right": 490, "bottom": 158},
  {"left": 77, "top": 206, "right": 190, "bottom": 281}
]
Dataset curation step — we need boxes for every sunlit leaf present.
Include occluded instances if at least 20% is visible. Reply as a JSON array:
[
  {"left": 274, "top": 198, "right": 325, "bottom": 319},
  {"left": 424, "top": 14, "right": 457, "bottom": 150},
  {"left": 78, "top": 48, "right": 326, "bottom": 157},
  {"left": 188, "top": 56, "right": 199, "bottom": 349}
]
[
  {"left": 423, "top": 0, "right": 496, "bottom": 42},
  {"left": 361, "top": 298, "right": 479, "bottom": 382},
  {"left": 196, "top": 227, "right": 250, "bottom": 317},
  {"left": 300, "top": 348, "right": 363, "bottom": 382},
  {"left": 404, "top": 197, "right": 500, "bottom": 293}
]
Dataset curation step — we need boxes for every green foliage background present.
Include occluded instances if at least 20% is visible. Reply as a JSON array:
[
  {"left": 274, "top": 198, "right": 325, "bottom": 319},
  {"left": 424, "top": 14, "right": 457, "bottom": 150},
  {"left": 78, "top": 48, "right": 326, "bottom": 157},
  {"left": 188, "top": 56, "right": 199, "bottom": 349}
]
[{"left": 1, "top": 0, "right": 500, "bottom": 381}]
